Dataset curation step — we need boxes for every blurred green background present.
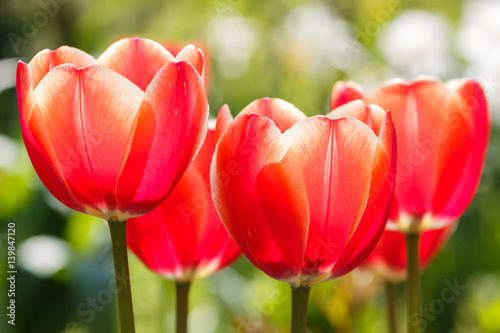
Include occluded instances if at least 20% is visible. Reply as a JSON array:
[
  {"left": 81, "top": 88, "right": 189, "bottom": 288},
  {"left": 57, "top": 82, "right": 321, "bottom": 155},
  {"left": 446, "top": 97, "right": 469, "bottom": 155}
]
[{"left": 1, "top": 0, "right": 500, "bottom": 332}]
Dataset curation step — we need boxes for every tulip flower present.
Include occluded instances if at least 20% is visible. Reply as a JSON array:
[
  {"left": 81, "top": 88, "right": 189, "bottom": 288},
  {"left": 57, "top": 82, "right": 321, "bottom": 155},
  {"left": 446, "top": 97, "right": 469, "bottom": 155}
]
[
  {"left": 127, "top": 124, "right": 241, "bottom": 333},
  {"left": 17, "top": 37, "right": 209, "bottom": 333},
  {"left": 330, "top": 77, "right": 489, "bottom": 333},
  {"left": 331, "top": 78, "right": 489, "bottom": 232},
  {"left": 211, "top": 98, "right": 397, "bottom": 332}
]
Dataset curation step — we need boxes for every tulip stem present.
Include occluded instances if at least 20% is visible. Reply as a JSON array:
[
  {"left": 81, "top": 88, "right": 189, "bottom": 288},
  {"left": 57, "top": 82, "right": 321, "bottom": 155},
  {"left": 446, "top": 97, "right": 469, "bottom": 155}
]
[
  {"left": 176, "top": 281, "right": 191, "bottom": 333},
  {"left": 160, "top": 279, "right": 171, "bottom": 332},
  {"left": 406, "top": 232, "right": 421, "bottom": 333},
  {"left": 291, "top": 285, "right": 311, "bottom": 333},
  {"left": 108, "top": 220, "right": 136, "bottom": 333},
  {"left": 385, "top": 282, "right": 399, "bottom": 333}
]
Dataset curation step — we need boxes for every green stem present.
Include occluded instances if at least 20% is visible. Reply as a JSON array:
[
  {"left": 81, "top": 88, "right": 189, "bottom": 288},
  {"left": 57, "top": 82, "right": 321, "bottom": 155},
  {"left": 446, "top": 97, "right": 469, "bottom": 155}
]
[
  {"left": 406, "top": 232, "right": 421, "bottom": 333},
  {"left": 160, "top": 279, "right": 171, "bottom": 333},
  {"left": 108, "top": 220, "right": 135, "bottom": 333},
  {"left": 291, "top": 286, "right": 311, "bottom": 333},
  {"left": 176, "top": 281, "right": 191, "bottom": 333},
  {"left": 385, "top": 282, "right": 399, "bottom": 333}
]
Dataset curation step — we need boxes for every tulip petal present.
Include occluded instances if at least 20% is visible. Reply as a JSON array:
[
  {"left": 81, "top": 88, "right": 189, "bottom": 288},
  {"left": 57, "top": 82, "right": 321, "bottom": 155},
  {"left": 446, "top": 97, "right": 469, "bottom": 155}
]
[
  {"left": 175, "top": 44, "right": 205, "bottom": 77},
  {"left": 420, "top": 224, "right": 455, "bottom": 267},
  {"left": 326, "top": 100, "right": 386, "bottom": 135},
  {"left": 284, "top": 116, "right": 378, "bottom": 274},
  {"left": 33, "top": 64, "right": 143, "bottom": 217},
  {"left": 97, "top": 38, "right": 175, "bottom": 91},
  {"left": 330, "top": 81, "right": 365, "bottom": 110},
  {"left": 128, "top": 165, "right": 208, "bottom": 277},
  {"left": 215, "top": 104, "right": 233, "bottom": 145},
  {"left": 370, "top": 78, "right": 448, "bottom": 220},
  {"left": 17, "top": 62, "right": 85, "bottom": 213},
  {"left": 28, "top": 46, "right": 96, "bottom": 89},
  {"left": 127, "top": 207, "right": 184, "bottom": 278},
  {"left": 196, "top": 189, "right": 241, "bottom": 270},
  {"left": 326, "top": 100, "right": 367, "bottom": 120},
  {"left": 366, "top": 229, "right": 407, "bottom": 280},
  {"left": 407, "top": 79, "right": 456, "bottom": 216},
  {"left": 127, "top": 126, "right": 240, "bottom": 280},
  {"left": 211, "top": 114, "right": 309, "bottom": 280},
  {"left": 239, "top": 98, "right": 307, "bottom": 132},
  {"left": 332, "top": 111, "right": 397, "bottom": 277},
  {"left": 184, "top": 127, "right": 241, "bottom": 274},
  {"left": 192, "top": 128, "right": 241, "bottom": 272},
  {"left": 116, "top": 62, "right": 208, "bottom": 216},
  {"left": 433, "top": 80, "right": 489, "bottom": 219},
  {"left": 191, "top": 125, "right": 215, "bottom": 183}
]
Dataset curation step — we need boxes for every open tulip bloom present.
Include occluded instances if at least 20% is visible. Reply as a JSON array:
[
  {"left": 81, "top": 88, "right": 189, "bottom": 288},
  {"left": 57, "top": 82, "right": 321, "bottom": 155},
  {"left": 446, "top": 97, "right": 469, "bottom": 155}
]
[
  {"left": 211, "top": 98, "right": 397, "bottom": 332},
  {"left": 127, "top": 124, "right": 241, "bottom": 333},
  {"left": 331, "top": 77, "right": 489, "bottom": 333},
  {"left": 17, "top": 37, "right": 209, "bottom": 333}
]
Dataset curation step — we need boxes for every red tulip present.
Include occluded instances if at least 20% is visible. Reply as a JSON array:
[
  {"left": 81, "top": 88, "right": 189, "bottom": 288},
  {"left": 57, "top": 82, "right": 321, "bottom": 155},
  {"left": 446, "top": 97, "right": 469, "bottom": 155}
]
[
  {"left": 363, "top": 225, "right": 455, "bottom": 282},
  {"left": 331, "top": 77, "right": 490, "bottom": 232},
  {"left": 127, "top": 124, "right": 241, "bottom": 281},
  {"left": 17, "top": 37, "right": 208, "bottom": 222},
  {"left": 211, "top": 98, "right": 397, "bottom": 286}
]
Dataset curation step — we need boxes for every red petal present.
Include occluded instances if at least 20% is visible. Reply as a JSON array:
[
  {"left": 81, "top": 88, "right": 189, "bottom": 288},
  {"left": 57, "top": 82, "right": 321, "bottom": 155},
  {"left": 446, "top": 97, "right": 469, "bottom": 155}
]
[
  {"left": 192, "top": 128, "right": 241, "bottom": 271},
  {"left": 284, "top": 116, "right": 378, "bottom": 274},
  {"left": 432, "top": 80, "right": 490, "bottom": 219},
  {"left": 239, "top": 98, "right": 307, "bottom": 132},
  {"left": 191, "top": 127, "right": 215, "bottom": 184},
  {"left": 97, "top": 38, "right": 175, "bottom": 91},
  {"left": 215, "top": 104, "right": 233, "bottom": 145},
  {"left": 369, "top": 78, "right": 448, "bottom": 220},
  {"left": 127, "top": 165, "right": 209, "bottom": 276},
  {"left": 127, "top": 127, "right": 240, "bottom": 279},
  {"left": 211, "top": 114, "right": 309, "bottom": 281},
  {"left": 331, "top": 111, "right": 397, "bottom": 277},
  {"left": 33, "top": 64, "right": 143, "bottom": 216},
  {"left": 116, "top": 62, "right": 208, "bottom": 216},
  {"left": 326, "top": 101, "right": 386, "bottom": 135},
  {"left": 28, "top": 46, "right": 95, "bottom": 89},
  {"left": 365, "top": 229, "right": 407, "bottom": 279},
  {"left": 420, "top": 225, "right": 455, "bottom": 268},
  {"left": 330, "top": 81, "right": 365, "bottom": 110},
  {"left": 17, "top": 62, "right": 85, "bottom": 213},
  {"left": 175, "top": 44, "right": 205, "bottom": 78}
]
